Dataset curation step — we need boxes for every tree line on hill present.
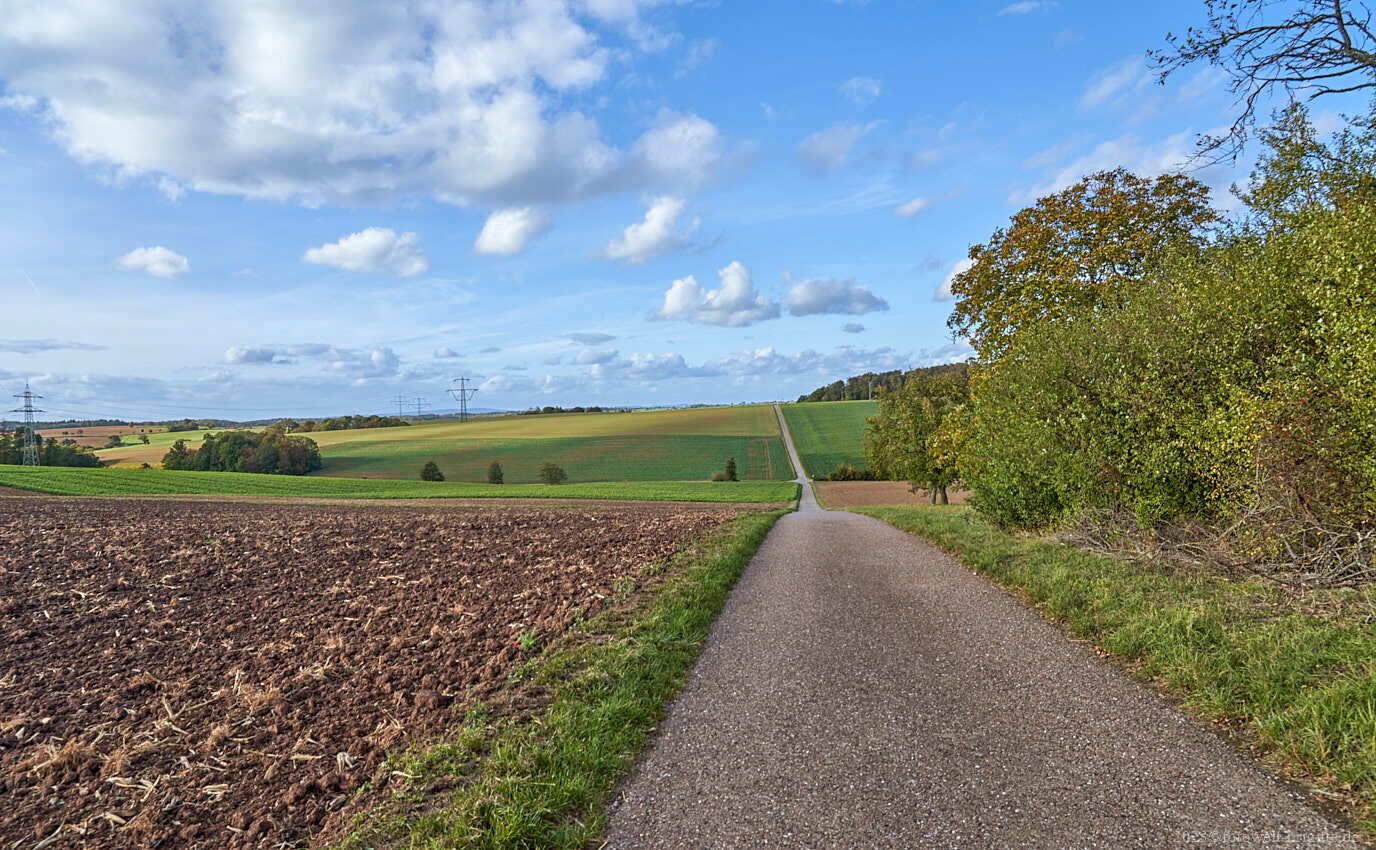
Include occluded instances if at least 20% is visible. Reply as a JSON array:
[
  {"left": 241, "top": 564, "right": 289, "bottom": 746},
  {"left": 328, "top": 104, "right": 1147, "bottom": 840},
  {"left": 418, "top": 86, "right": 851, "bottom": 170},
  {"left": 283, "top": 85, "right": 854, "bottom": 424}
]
[
  {"left": 0, "top": 428, "right": 101, "bottom": 467},
  {"left": 797, "top": 363, "right": 966, "bottom": 403},
  {"left": 864, "top": 99, "right": 1376, "bottom": 586},
  {"left": 270, "top": 414, "right": 409, "bottom": 433},
  {"left": 162, "top": 430, "right": 322, "bottom": 475}
]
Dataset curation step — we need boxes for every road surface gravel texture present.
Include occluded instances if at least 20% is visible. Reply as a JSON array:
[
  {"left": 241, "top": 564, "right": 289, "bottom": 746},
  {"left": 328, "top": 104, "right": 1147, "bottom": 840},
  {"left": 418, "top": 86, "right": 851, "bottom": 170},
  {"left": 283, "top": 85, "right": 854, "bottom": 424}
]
[
  {"left": 0, "top": 496, "right": 738, "bottom": 848},
  {"left": 603, "top": 405, "right": 1360, "bottom": 849}
]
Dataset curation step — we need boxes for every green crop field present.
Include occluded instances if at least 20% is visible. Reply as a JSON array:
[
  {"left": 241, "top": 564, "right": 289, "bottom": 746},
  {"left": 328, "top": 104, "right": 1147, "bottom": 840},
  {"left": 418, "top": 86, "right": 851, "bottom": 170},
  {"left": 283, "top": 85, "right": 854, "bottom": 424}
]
[
  {"left": 97, "top": 406, "right": 794, "bottom": 484},
  {"left": 780, "top": 401, "right": 878, "bottom": 478},
  {"left": 0, "top": 465, "right": 799, "bottom": 503}
]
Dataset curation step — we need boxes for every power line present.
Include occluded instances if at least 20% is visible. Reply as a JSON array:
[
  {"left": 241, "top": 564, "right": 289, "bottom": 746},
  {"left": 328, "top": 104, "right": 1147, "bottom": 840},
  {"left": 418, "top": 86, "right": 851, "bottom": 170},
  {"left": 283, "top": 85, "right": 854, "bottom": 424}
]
[
  {"left": 9, "top": 383, "right": 44, "bottom": 466},
  {"left": 392, "top": 394, "right": 409, "bottom": 418},
  {"left": 412, "top": 397, "right": 430, "bottom": 418},
  {"left": 447, "top": 377, "right": 478, "bottom": 423}
]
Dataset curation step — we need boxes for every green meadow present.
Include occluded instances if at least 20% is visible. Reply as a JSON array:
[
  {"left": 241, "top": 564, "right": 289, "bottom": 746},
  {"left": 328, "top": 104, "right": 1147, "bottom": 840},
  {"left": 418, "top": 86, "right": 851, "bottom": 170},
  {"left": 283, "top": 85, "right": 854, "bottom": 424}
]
[
  {"left": 0, "top": 464, "right": 798, "bottom": 503},
  {"left": 97, "top": 406, "right": 792, "bottom": 484},
  {"left": 780, "top": 401, "right": 877, "bottom": 478}
]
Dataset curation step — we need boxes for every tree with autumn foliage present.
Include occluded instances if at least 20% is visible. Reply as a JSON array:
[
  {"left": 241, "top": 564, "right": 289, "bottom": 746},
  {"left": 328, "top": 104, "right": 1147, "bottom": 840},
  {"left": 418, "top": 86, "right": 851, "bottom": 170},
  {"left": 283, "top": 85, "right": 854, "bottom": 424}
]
[{"left": 946, "top": 169, "right": 1219, "bottom": 363}]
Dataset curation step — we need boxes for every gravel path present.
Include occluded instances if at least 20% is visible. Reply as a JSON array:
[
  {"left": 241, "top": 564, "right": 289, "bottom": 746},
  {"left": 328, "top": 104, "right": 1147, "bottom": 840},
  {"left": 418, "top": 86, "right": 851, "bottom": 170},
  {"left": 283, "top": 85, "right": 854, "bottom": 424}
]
[{"left": 602, "top": 405, "right": 1359, "bottom": 849}]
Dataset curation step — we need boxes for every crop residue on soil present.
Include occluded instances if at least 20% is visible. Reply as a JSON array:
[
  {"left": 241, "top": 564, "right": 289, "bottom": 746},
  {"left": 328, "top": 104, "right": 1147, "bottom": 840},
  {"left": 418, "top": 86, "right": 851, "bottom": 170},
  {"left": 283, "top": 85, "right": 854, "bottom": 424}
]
[{"left": 0, "top": 497, "right": 737, "bottom": 848}]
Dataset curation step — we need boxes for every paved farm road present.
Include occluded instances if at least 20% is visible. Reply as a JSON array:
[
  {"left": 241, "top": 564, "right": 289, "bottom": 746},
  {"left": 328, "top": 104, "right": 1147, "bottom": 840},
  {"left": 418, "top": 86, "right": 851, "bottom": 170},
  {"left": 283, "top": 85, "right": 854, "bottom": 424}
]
[{"left": 603, "top": 405, "right": 1358, "bottom": 849}]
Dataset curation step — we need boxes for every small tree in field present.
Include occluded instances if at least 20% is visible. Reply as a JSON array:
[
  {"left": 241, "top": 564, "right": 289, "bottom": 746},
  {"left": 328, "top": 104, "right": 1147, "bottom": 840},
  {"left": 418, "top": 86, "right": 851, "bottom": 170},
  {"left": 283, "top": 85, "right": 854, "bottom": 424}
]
[
  {"left": 421, "top": 461, "right": 445, "bottom": 482},
  {"left": 105, "top": 434, "right": 124, "bottom": 448},
  {"left": 487, "top": 460, "right": 504, "bottom": 484},
  {"left": 539, "top": 462, "right": 567, "bottom": 485},
  {"left": 724, "top": 457, "right": 738, "bottom": 482},
  {"left": 139, "top": 434, "right": 151, "bottom": 445}
]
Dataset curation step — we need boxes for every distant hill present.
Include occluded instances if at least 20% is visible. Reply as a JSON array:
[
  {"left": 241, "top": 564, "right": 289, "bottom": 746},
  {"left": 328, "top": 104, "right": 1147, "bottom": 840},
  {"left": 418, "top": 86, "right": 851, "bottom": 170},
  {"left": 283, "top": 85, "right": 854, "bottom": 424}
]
[{"left": 796, "top": 361, "right": 969, "bottom": 403}]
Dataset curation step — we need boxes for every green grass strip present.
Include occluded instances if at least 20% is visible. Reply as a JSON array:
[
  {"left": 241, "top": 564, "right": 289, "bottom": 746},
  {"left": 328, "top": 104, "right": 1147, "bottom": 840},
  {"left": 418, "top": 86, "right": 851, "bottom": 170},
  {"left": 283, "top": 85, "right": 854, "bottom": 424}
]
[
  {"left": 336, "top": 509, "right": 785, "bottom": 849},
  {"left": 0, "top": 464, "right": 798, "bottom": 504},
  {"left": 855, "top": 504, "right": 1376, "bottom": 837}
]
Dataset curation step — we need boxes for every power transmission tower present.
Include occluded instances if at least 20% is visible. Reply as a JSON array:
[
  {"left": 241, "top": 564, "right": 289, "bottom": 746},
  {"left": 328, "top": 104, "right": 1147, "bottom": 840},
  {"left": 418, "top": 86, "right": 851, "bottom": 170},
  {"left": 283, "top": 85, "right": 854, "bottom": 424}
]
[
  {"left": 413, "top": 397, "right": 430, "bottom": 418},
  {"left": 9, "top": 382, "right": 43, "bottom": 466},
  {"left": 447, "top": 377, "right": 478, "bottom": 423},
  {"left": 392, "top": 394, "right": 409, "bottom": 417}
]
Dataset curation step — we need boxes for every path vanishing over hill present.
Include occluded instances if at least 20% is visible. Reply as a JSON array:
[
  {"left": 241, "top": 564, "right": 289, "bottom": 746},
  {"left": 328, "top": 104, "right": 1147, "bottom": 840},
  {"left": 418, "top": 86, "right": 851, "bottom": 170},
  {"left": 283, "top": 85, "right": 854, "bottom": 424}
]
[{"left": 602, "top": 405, "right": 1358, "bottom": 848}]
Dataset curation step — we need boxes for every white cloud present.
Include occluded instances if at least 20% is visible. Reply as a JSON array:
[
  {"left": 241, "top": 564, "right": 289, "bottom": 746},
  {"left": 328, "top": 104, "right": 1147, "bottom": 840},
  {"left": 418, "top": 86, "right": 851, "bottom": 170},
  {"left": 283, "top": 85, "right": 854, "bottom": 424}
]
[
  {"left": 839, "top": 76, "right": 882, "bottom": 105},
  {"left": 999, "top": 1, "right": 1050, "bottom": 15},
  {"left": 1080, "top": 57, "right": 1151, "bottom": 110},
  {"left": 0, "top": 339, "right": 105, "bottom": 354},
  {"left": 628, "top": 112, "right": 722, "bottom": 191},
  {"left": 937, "top": 258, "right": 974, "bottom": 301},
  {"left": 303, "top": 228, "right": 428, "bottom": 276},
  {"left": 603, "top": 196, "right": 693, "bottom": 264},
  {"left": 675, "top": 37, "right": 719, "bottom": 78},
  {"left": 434, "top": 346, "right": 460, "bottom": 358},
  {"left": 225, "top": 342, "right": 401, "bottom": 380},
  {"left": 574, "top": 347, "right": 619, "bottom": 365},
  {"left": 0, "top": 3, "right": 713, "bottom": 208},
  {"left": 474, "top": 207, "right": 550, "bottom": 256},
  {"left": 657, "top": 260, "right": 780, "bottom": 327},
  {"left": 798, "top": 123, "right": 873, "bottom": 172},
  {"left": 895, "top": 196, "right": 930, "bottom": 217},
  {"left": 785, "top": 278, "right": 889, "bottom": 316},
  {"left": 567, "top": 332, "right": 616, "bottom": 345},
  {"left": 117, "top": 246, "right": 190, "bottom": 279},
  {"left": 1011, "top": 131, "right": 1200, "bottom": 205}
]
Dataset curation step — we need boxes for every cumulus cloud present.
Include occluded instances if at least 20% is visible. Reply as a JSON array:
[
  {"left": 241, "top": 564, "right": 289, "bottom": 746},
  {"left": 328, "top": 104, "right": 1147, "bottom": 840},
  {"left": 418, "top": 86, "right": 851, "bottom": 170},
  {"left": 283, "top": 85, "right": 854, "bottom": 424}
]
[
  {"left": 0, "top": 339, "right": 106, "bottom": 354},
  {"left": 839, "top": 76, "right": 882, "bottom": 105},
  {"left": 895, "top": 196, "right": 930, "bottom": 217},
  {"left": 0, "top": 3, "right": 717, "bottom": 208},
  {"left": 785, "top": 278, "right": 889, "bottom": 316},
  {"left": 603, "top": 196, "right": 692, "bottom": 264},
  {"left": 224, "top": 343, "right": 401, "bottom": 380},
  {"left": 434, "top": 346, "right": 460, "bottom": 358},
  {"left": 474, "top": 207, "right": 550, "bottom": 255},
  {"left": 842, "top": 322, "right": 865, "bottom": 334},
  {"left": 574, "top": 347, "right": 619, "bottom": 365},
  {"left": 627, "top": 112, "right": 722, "bottom": 191},
  {"left": 657, "top": 261, "right": 780, "bottom": 327},
  {"left": 937, "top": 258, "right": 975, "bottom": 301},
  {"left": 303, "top": 228, "right": 428, "bottom": 276},
  {"left": 117, "top": 246, "right": 189, "bottom": 278}
]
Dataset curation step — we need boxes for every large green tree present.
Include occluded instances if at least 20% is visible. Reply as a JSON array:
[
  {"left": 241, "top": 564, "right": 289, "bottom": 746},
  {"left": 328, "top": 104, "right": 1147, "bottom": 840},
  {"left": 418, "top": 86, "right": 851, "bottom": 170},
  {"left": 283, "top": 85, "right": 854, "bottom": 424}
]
[{"left": 946, "top": 169, "right": 1218, "bottom": 362}]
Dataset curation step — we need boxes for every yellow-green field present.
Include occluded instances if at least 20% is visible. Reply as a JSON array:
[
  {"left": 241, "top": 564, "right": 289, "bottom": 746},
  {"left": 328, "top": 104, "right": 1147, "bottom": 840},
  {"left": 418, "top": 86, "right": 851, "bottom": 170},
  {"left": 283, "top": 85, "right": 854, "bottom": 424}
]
[{"left": 97, "top": 407, "right": 794, "bottom": 484}]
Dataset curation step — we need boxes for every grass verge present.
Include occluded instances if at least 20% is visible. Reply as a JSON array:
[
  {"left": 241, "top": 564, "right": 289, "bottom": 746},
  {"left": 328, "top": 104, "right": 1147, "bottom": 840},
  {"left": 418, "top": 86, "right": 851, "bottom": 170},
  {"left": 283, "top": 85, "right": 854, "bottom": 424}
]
[
  {"left": 0, "top": 464, "right": 799, "bottom": 504},
  {"left": 334, "top": 509, "right": 785, "bottom": 849},
  {"left": 854, "top": 505, "right": 1376, "bottom": 837}
]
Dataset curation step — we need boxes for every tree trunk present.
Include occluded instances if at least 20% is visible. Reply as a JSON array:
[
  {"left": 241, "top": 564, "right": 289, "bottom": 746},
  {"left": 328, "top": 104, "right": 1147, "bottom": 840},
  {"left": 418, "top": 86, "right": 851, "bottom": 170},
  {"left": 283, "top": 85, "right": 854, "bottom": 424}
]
[
  {"left": 929, "top": 487, "right": 938, "bottom": 504},
  {"left": 938, "top": 486, "right": 949, "bottom": 505}
]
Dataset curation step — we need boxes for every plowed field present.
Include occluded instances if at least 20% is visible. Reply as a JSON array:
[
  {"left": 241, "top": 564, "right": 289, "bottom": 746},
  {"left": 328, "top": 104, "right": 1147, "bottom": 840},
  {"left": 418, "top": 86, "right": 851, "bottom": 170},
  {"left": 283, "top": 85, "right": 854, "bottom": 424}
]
[{"left": 0, "top": 497, "right": 737, "bottom": 848}]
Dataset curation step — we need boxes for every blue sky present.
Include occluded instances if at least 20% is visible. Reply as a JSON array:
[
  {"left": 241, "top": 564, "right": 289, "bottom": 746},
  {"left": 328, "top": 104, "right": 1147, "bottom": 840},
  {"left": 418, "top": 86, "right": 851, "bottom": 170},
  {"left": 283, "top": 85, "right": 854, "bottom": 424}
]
[{"left": 0, "top": 0, "right": 1277, "bottom": 419}]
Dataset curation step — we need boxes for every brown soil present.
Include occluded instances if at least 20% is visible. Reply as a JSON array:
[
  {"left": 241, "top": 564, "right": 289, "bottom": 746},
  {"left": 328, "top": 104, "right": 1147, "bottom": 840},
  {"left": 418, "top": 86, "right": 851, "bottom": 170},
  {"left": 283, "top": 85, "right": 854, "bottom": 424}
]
[
  {"left": 36, "top": 426, "right": 165, "bottom": 448},
  {"left": 813, "top": 481, "right": 970, "bottom": 508},
  {"left": 0, "top": 497, "right": 738, "bottom": 848}
]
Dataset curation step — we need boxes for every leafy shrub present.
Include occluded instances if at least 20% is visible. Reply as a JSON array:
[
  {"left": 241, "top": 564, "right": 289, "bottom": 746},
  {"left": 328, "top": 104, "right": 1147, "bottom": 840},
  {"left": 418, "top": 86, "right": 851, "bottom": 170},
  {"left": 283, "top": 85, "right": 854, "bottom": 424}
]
[
  {"left": 487, "top": 460, "right": 504, "bottom": 484},
  {"left": 539, "top": 462, "right": 568, "bottom": 485},
  {"left": 421, "top": 461, "right": 445, "bottom": 482}
]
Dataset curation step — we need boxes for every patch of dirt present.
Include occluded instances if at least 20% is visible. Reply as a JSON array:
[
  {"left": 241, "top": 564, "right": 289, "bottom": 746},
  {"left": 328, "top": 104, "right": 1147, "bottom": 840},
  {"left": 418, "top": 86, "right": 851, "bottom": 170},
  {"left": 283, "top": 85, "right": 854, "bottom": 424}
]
[
  {"left": 813, "top": 481, "right": 970, "bottom": 508},
  {"left": 36, "top": 426, "right": 165, "bottom": 449},
  {"left": 0, "top": 497, "right": 738, "bottom": 848}
]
